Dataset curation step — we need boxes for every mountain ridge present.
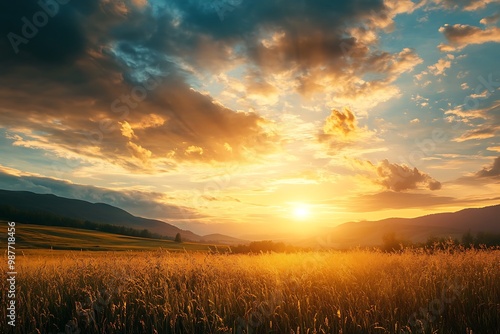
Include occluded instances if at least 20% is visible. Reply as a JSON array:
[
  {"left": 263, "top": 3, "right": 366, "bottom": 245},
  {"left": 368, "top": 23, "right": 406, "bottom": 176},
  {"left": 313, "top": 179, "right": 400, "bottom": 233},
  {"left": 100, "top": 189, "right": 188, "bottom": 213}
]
[
  {"left": 0, "top": 189, "right": 203, "bottom": 241},
  {"left": 2, "top": 189, "right": 498, "bottom": 248},
  {"left": 306, "top": 203, "right": 500, "bottom": 248}
]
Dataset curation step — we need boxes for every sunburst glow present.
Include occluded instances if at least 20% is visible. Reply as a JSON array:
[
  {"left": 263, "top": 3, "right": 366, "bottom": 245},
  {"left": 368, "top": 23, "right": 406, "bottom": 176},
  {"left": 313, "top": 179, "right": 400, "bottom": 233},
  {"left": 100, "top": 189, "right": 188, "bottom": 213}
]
[{"left": 293, "top": 205, "right": 310, "bottom": 219}]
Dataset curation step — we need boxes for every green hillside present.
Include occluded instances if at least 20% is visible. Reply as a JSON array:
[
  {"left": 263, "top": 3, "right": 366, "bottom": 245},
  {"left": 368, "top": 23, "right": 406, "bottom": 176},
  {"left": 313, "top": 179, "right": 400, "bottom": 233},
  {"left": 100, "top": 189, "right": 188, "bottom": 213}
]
[
  {"left": 1, "top": 222, "right": 228, "bottom": 252},
  {"left": 0, "top": 189, "right": 202, "bottom": 240}
]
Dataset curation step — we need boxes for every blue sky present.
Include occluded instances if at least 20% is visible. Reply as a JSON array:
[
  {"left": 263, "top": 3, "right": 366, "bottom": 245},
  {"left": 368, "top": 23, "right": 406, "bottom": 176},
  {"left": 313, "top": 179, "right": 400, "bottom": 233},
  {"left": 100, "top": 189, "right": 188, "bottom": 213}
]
[{"left": 0, "top": 0, "right": 499, "bottom": 238}]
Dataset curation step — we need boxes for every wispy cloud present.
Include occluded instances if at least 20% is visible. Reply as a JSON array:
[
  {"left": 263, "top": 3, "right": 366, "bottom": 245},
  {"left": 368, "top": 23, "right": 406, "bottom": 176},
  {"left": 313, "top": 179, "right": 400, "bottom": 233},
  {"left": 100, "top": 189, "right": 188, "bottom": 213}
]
[{"left": 432, "top": 0, "right": 500, "bottom": 12}]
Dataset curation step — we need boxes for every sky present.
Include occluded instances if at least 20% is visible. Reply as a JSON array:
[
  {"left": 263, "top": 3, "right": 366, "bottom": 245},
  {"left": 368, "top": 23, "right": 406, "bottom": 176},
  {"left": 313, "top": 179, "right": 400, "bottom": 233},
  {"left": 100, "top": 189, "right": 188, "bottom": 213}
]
[{"left": 1, "top": 0, "right": 499, "bottom": 239}]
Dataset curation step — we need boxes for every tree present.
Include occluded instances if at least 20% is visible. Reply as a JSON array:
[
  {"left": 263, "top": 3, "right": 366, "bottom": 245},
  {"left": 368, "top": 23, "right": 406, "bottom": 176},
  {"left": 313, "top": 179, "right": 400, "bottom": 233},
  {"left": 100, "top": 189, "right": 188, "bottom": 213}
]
[
  {"left": 382, "top": 232, "right": 401, "bottom": 252},
  {"left": 174, "top": 233, "right": 182, "bottom": 243},
  {"left": 461, "top": 230, "right": 474, "bottom": 247}
]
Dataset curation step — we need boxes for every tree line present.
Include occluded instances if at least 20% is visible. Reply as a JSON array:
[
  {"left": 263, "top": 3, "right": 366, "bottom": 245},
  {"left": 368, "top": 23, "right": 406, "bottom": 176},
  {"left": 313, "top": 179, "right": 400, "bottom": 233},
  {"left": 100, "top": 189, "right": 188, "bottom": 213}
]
[
  {"left": 381, "top": 230, "right": 500, "bottom": 252},
  {"left": 230, "top": 240, "right": 307, "bottom": 253}
]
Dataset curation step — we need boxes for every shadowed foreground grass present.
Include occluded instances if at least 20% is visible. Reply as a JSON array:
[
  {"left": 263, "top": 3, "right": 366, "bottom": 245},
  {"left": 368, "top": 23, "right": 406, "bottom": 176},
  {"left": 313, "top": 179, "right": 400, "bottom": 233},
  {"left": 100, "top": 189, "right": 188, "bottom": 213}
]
[{"left": 1, "top": 249, "right": 499, "bottom": 333}]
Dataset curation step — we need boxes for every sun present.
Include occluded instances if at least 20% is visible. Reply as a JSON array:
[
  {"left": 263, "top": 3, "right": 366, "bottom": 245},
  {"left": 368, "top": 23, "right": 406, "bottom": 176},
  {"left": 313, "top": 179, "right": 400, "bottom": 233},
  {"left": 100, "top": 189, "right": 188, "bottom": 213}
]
[{"left": 293, "top": 205, "right": 310, "bottom": 220}]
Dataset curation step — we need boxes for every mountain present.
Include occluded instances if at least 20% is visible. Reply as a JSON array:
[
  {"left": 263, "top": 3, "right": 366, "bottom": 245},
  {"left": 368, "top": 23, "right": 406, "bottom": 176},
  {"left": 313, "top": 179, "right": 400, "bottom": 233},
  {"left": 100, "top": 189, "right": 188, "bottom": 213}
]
[
  {"left": 200, "top": 233, "right": 249, "bottom": 245},
  {"left": 307, "top": 204, "right": 500, "bottom": 248},
  {"left": 3, "top": 189, "right": 496, "bottom": 248},
  {"left": 0, "top": 189, "right": 203, "bottom": 241}
]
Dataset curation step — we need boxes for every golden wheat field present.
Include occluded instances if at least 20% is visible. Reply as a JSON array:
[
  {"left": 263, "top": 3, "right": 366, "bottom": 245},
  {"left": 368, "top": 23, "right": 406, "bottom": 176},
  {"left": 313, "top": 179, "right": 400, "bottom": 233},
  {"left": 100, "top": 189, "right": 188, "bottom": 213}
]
[{"left": 1, "top": 249, "right": 499, "bottom": 334}]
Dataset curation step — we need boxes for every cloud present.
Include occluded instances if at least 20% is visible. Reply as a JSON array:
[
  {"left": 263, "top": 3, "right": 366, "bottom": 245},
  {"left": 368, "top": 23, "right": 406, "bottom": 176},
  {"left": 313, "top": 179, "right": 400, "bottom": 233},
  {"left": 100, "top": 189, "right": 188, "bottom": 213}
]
[
  {"left": 375, "top": 159, "right": 442, "bottom": 191},
  {"left": 444, "top": 106, "right": 488, "bottom": 123},
  {"left": 0, "top": 0, "right": 429, "bottom": 174},
  {"left": 411, "top": 94, "right": 430, "bottom": 108},
  {"left": 0, "top": 0, "right": 99, "bottom": 64},
  {"left": 487, "top": 146, "right": 500, "bottom": 152},
  {"left": 433, "top": 0, "right": 500, "bottom": 11},
  {"left": 126, "top": 142, "right": 152, "bottom": 165},
  {"left": 469, "top": 90, "right": 490, "bottom": 99},
  {"left": 0, "top": 166, "right": 203, "bottom": 220},
  {"left": 452, "top": 155, "right": 500, "bottom": 185},
  {"left": 348, "top": 158, "right": 442, "bottom": 192},
  {"left": 174, "top": 0, "right": 423, "bottom": 108},
  {"left": 438, "top": 24, "right": 500, "bottom": 51},
  {"left": 341, "top": 191, "right": 456, "bottom": 212},
  {"left": 318, "top": 108, "right": 377, "bottom": 151},
  {"left": 0, "top": 72, "right": 280, "bottom": 171},
  {"left": 476, "top": 156, "right": 500, "bottom": 178},
  {"left": 447, "top": 101, "right": 500, "bottom": 142},
  {"left": 0, "top": 0, "right": 283, "bottom": 173},
  {"left": 120, "top": 121, "right": 136, "bottom": 140},
  {"left": 480, "top": 13, "right": 500, "bottom": 25},
  {"left": 339, "top": 190, "right": 500, "bottom": 212},
  {"left": 454, "top": 126, "right": 498, "bottom": 142},
  {"left": 427, "top": 55, "right": 454, "bottom": 76},
  {"left": 322, "top": 108, "right": 357, "bottom": 137}
]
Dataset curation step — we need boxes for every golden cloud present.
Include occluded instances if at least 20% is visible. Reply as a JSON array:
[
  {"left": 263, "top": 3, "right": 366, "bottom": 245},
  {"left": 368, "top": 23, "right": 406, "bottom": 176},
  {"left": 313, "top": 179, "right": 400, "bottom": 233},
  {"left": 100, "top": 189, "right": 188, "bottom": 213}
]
[
  {"left": 318, "top": 108, "right": 378, "bottom": 152},
  {"left": 376, "top": 159, "right": 442, "bottom": 191},
  {"left": 438, "top": 24, "right": 500, "bottom": 51},
  {"left": 433, "top": 0, "right": 499, "bottom": 12}
]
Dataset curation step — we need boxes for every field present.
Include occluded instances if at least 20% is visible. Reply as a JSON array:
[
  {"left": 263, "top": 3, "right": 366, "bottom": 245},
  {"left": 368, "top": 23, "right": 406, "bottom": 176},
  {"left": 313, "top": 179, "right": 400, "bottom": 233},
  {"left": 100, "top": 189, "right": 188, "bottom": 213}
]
[
  {"left": 1, "top": 248, "right": 499, "bottom": 334},
  {"left": 6, "top": 224, "right": 226, "bottom": 252}
]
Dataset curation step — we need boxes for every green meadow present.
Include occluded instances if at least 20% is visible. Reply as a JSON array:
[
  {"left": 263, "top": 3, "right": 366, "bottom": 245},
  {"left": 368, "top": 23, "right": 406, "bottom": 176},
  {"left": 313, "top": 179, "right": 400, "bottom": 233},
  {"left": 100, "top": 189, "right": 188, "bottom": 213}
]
[{"left": 5, "top": 223, "right": 224, "bottom": 252}]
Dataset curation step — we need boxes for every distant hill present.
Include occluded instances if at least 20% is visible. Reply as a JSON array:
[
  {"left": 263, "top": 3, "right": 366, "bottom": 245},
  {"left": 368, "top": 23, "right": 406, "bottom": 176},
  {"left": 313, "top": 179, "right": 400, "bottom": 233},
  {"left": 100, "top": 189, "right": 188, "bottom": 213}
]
[
  {"left": 0, "top": 189, "right": 203, "bottom": 241},
  {"left": 307, "top": 204, "right": 500, "bottom": 248},
  {"left": 200, "top": 233, "right": 249, "bottom": 245}
]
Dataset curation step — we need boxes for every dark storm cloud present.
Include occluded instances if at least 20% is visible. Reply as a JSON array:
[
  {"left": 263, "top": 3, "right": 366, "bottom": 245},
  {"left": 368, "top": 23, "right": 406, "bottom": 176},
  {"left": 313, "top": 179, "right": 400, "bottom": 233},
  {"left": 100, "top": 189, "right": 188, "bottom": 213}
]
[
  {"left": 172, "top": 0, "right": 385, "bottom": 40},
  {"left": 0, "top": 0, "right": 423, "bottom": 172},
  {"left": 0, "top": 0, "right": 280, "bottom": 170},
  {"left": 133, "top": 0, "right": 420, "bottom": 98},
  {"left": 0, "top": 0, "right": 99, "bottom": 64}
]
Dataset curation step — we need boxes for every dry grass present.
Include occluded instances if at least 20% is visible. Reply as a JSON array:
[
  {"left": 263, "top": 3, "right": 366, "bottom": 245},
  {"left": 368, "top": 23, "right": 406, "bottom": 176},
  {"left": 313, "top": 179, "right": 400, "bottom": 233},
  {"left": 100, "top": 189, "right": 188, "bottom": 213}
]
[{"left": 1, "top": 248, "right": 499, "bottom": 333}]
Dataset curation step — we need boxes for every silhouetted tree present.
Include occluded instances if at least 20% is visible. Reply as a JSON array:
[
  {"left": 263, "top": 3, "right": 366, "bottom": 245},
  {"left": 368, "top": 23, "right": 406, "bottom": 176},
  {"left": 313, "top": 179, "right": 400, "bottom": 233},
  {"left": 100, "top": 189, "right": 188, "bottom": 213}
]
[
  {"left": 381, "top": 232, "right": 403, "bottom": 252},
  {"left": 462, "top": 230, "right": 474, "bottom": 247},
  {"left": 175, "top": 233, "right": 182, "bottom": 243},
  {"left": 474, "top": 232, "right": 500, "bottom": 247}
]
